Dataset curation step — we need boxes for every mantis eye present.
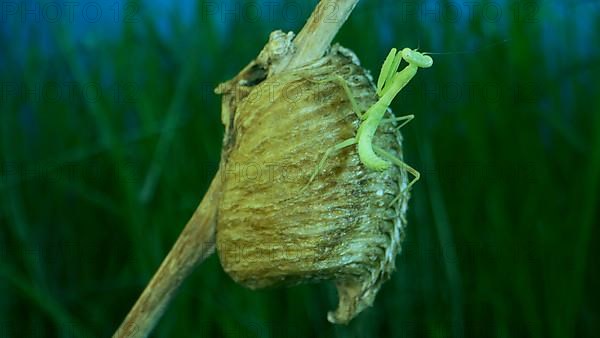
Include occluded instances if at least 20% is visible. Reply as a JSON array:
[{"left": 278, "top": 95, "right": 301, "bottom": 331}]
[{"left": 401, "top": 48, "right": 433, "bottom": 68}]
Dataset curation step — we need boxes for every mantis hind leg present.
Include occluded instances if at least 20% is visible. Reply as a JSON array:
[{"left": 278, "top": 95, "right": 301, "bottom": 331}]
[
  {"left": 330, "top": 76, "right": 363, "bottom": 119},
  {"left": 372, "top": 145, "right": 420, "bottom": 204},
  {"left": 301, "top": 138, "right": 357, "bottom": 192},
  {"left": 306, "top": 75, "right": 363, "bottom": 119},
  {"left": 381, "top": 114, "right": 414, "bottom": 130}
]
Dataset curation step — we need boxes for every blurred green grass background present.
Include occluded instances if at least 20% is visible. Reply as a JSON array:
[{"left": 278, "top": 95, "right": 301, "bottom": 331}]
[{"left": 1, "top": 0, "right": 599, "bottom": 337}]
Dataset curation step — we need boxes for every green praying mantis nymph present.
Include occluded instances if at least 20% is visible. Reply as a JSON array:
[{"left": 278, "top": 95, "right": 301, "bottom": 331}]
[{"left": 302, "top": 48, "right": 433, "bottom": 193}]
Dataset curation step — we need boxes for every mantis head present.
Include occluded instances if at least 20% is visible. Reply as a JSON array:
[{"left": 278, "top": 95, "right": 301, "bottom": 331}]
[{"left": 401, "top": 48, "right": 433, "bottom": 68}]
